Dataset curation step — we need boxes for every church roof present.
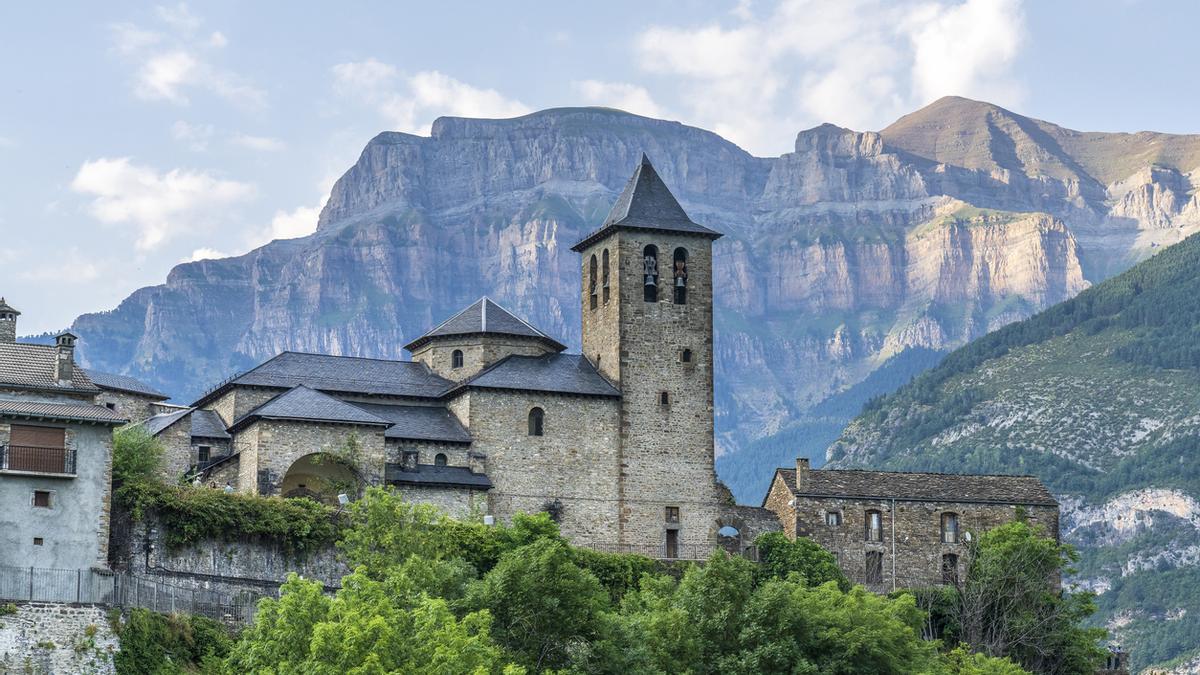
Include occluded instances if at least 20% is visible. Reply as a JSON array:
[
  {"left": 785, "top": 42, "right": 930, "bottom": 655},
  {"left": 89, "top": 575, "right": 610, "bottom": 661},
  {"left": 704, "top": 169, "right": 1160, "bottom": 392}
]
[
  {"left": 450, "top": 353, "right": 619, "bottom": 398},
  {"left": 230, "top": 385, "right": 391, "bottom": 431},
  {"left": 571, "top": 154, "right": 722, "bottom": 252},
  {"left": 0, "top": 342, "right": 99, "bottom": 394},
  {"left": 404, "top": 297, "right": 566, "bottom": 353},
  {"left": 84, "top": 368, "right": 169, "bottom": 400},
  {"left": 771, "top": 468, "right": 1058, "bottom": 507},
  {"left": 350, "top": 402, "right": 472, "bottom": 444},
  {"left": 191, "top": 409, "right": 230, "bottom": 439},
  {"left": 385, "top": 462, "right": 493, "bottom": 490}
]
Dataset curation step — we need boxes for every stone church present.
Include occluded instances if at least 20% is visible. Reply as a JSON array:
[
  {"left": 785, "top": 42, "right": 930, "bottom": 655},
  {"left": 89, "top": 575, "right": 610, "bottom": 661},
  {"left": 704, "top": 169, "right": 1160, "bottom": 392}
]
[{"left": 145, "top": 155, "right": 763, "bottom": 558}]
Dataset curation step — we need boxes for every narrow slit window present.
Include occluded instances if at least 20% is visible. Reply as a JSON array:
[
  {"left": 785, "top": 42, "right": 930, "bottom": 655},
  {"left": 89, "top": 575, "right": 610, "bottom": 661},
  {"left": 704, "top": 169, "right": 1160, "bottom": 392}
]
[
  {"left": 589, "top": 254, "right": 598, "bottom": 309},
  {"left": 673, "top": 247, "right": 688, "bottom": 304},
  {"left": 452, "top": 349, "right": 464, "bottom": 369},
  {"left": 659, "top": 391, "right": 670, "bottom": 406},
  {"left": 528, "top": 407, "right": 545, "bottom": 436},
  {"left": 601, "top": 248, "right": 610, "bottom": 304},
  {"left": 643, "top": 245, "right": 659, "bottom": 303},
  {"left": 941, "top": 512, "right": 959, "bottom": 544},
  {"left": 681, "top": 349, "right": 692, "bottom": 363}
]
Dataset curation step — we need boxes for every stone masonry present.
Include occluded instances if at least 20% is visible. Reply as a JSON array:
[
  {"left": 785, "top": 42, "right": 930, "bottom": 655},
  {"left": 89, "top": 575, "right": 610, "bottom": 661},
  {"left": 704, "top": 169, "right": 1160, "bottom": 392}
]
[{"left": 0, "top": 603, "right": 118, "bottom": 675}]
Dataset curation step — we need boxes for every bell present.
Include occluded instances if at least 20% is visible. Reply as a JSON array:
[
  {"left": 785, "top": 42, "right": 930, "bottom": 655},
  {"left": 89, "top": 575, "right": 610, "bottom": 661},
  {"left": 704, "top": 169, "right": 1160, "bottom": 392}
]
[
  {"left": 675, "top": 277, "right": 685, "bottom": 288},
  {"left": 645, "top": 276, "right": 657, "bottom": 286}
]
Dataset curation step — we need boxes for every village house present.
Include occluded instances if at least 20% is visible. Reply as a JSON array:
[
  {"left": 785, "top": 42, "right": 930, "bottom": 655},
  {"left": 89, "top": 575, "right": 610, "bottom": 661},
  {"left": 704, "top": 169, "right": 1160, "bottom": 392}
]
[
  {"left": 0, "top": 298, "right": 126, "bottom": 571},
  {"left": 83, "top": 368, "right": 171, "bottom": 422},
  {"left": 762, "top": 458, "right": 1060, "bottom": 590}
]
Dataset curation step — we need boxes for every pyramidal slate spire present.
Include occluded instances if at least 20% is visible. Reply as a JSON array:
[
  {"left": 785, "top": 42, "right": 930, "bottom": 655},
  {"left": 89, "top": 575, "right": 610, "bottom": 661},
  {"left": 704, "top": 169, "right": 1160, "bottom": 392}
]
[{"left": 572, "top": 153, "right": 721, "bottom": 252}]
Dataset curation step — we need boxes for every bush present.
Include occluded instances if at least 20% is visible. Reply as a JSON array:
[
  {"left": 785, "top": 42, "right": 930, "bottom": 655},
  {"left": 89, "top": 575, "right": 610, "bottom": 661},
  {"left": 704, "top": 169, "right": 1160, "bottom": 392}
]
[
  {"left": 112, "top": 426, "right": 165, "bottom": 483},
  {"left": 113, "top": 608, "right": 231, "bottom": 674}
]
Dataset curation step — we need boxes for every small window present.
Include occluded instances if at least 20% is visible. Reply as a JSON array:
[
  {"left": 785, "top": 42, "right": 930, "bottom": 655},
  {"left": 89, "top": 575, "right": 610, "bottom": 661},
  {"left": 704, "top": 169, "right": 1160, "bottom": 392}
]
[
  {"left": 681, "top": 349, "right": 692, "bottom": 363},
  {"left": 659, "top": 391, "right": 670, "bottom": 406},
  {"left": 601, "top": 248, "right": 610, "bottom": 304},
  {"left": 643, "top": 245, "right": 659, "bottom": 303},
  {"left": 435, "top": 453, "right": 448, "bottom": 467},
  {"left": 452, "top": 349, "right": 464, "bottom": 369},
  {"left": 528, "top": 407, "right": 545, "bottom": 436},
  {"left": 865, "top": 551, "right": 883, "bottom": 584},
  {"left": 941, "top": 512, "right": 959, "bottom": 544},
  {"left": 589, "top": 254, "right": 598, "bottom": 309},
  {"left": 104, "top": 402, "right": 116, "bottom": 411},
  {"left": 672, "top": 247, "right": 688, "bottom": 304},
  {"left": 197, "top": 446, "right": 211, "bottom": 463},
  {"left": 665, "top": 506, "right": 680, "bottom": 523},
  {"left": 32, "top": 490, "right": 52, "bottom": 508},
  {"left": 825, "top": 511, "right": 842, "bottom": 527},
  {"left": 942, "top": 553, "right": 959, "bottom": 585},
  {"left": 865, "top": 510, "right": 883, "bottom": 542},
  {"left": 33, "top": 537, "right": 44, "bottom": 546}
]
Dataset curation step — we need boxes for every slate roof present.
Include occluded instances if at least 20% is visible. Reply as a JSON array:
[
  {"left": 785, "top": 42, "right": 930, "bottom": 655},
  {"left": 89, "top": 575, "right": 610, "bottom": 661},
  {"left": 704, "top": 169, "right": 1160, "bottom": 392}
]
[
  {"left": 84, "top": 368, "right": 169, "bottom": 400},
  {"left": 385, "top": 463, "right": 493, "bottom": 490},
  {"left": 0, "top": 298, "right": 18, "bottom": 315},
  {"left": 451, "top": 353, "right": 620, "bottom": 398},
  {"left": 404, "top": 297, "right": 567, "bottom": 353},
  {"left": 774, "top": 468, "right": 1058, "bottom": 506},
  {"left": 0, "top": 398, "right": 127, "bottom": 425},
  {"left": 350, "top": 402, "right": 472, "bottom": 444},
  {"left": 0, "top": 342, "right": 99, "bottom": 394},
  {"left": 143, "top": 408, "right": 192, "bottom": 436},
  {"left": 571, "top": 154, "right": 723, "bottom": 252},
  {"left": 191, "top": 409, "right": 230, "bottom": 439},
  {"left": 195, "top": 351, "right": 454, "bottom": 405},
  {"left": 231, "top": 385, "right": 391, "bottom": 431}
]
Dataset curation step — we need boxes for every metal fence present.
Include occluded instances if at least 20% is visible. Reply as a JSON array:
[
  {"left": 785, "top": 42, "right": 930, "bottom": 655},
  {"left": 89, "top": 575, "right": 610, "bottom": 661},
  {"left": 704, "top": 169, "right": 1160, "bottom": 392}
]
[{"left": 0, "top": 565, "right": 272, "bottom": 625}]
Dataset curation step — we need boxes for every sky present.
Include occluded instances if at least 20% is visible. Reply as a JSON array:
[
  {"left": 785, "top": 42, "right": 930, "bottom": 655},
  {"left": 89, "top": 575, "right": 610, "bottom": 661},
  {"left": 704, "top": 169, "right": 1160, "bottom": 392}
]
[{"left": 1, "top": 0, "right": 1197, "bottom": 334}]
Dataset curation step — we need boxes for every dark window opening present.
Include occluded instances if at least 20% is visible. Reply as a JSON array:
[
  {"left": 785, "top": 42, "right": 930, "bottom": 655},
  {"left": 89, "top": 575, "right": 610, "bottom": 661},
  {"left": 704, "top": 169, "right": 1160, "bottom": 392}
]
[
  {"left": 825, "top": 511, "right": 842, "bottom": 526},
  {"left": 865, "top": 510, "right": 883, "bottom": 542},
  {"left": 659, "top": 391, "right": 670, "bottom": 406},
  {"left": 32, "top": 490, "right": 51, "bottom": 508},
  {"left": 435, "top": 453, "right": 448, "bottom": 467},
  {"left": 402, "top": 450, "right": 419, "bottom": 470},
  {"left": 665, "top": 528, "right": 679, "bottom": 559},
  {"left": 643, "top": 245, "right": 659, "bottom": 303},
  {"left": 665, "top": 506, "right": 680, "bottom": 523},
  {"left": 197, "top": 446, "right": 211, "bottom": 463},
  {"left": 673, "top": 247, "right": 688, "bottom": 304},
  {"left": 865, "top": 551, "right": 883, "bottom": 584},
  {"left": 942, "top": 553, "right": 959, "bottom": 585},
  {"left": 33, "top": 537, "right": 44, "bottom": 546},
  {"left": 681, "top": 349, "right": 692, "bottom": 363},
  {"left": 452, "top": 349, "right": 464, "bottom": 369},
  {"left": 941, "top": 512, "right": 959, "bottom": 544},
  {"left": 528, "top": 407, "right": 545, "bottom": 436},
  {"left": 104, "top": 402, "right": 116, "bottom": 411},
  {"left": 589, "top": 254, "right": 598, "bottom": 309},
  {"left": 601, "top": 249, "right": 610, "bottom": 304}
]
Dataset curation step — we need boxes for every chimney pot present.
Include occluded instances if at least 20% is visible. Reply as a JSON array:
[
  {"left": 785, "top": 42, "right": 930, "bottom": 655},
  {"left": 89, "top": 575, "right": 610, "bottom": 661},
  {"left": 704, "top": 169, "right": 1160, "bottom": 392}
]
[{"left": 795, "top": 457, "right": 811, "bottom": 486}]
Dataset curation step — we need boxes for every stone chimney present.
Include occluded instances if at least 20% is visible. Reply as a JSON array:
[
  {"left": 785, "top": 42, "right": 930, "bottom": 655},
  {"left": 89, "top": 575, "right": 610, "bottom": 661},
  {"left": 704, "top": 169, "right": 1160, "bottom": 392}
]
[
  {"left": 54, "top": 332, "right": 78, "bottom": 386},
  {"left": 0, "top": 298, "right": 19, "bottom": 344},
  {"left": 795, "top": 457, "right": 811, "bottom": 487}
]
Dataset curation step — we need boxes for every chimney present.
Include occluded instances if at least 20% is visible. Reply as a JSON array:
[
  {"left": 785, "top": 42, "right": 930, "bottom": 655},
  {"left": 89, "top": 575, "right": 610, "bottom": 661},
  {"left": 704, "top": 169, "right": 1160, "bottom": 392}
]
[
  {"left": 54, "top": 332, "right": 78, "bottom": 386},
  {"left": 795, "top": 457, "right": 811, "bottom": 487},
  {"left": 0, "top": 297, "right": 19, "bottom": 344}
]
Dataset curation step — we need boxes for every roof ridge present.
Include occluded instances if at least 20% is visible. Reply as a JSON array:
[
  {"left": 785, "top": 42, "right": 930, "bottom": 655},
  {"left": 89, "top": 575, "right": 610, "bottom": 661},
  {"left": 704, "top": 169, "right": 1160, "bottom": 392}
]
[{"left": 782, "top": 467, "right": 1044, "bottom": 479}]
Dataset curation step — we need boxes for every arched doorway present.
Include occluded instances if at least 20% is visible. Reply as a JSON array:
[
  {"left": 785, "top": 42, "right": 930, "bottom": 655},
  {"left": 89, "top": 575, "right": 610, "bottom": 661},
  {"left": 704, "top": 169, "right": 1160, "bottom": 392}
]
[{"left": 280, "top": 453, "right": 358, "bottom": 504}]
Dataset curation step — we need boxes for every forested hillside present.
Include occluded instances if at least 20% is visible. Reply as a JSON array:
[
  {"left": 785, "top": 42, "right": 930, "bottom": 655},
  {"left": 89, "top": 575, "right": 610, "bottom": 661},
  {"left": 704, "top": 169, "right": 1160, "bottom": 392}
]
[{"left": 830, "top": 232, "right": 1200, "bottom": 669}]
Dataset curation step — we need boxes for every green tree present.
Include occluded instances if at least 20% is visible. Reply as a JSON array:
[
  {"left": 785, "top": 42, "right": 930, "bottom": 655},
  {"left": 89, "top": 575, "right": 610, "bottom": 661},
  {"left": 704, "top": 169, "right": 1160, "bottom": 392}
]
[
  {"left": 755, "top": 531, "right": 850, "bottom": 590},
  {"left": 112, "top": 425, "right": 164, "bottom": 483}
]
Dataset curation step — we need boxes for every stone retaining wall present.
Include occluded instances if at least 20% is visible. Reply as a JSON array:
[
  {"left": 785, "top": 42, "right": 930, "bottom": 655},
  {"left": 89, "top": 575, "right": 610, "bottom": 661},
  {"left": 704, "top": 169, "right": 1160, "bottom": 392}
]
[{"left": 0, "top": 603, "right": 117, "bottom": 675}]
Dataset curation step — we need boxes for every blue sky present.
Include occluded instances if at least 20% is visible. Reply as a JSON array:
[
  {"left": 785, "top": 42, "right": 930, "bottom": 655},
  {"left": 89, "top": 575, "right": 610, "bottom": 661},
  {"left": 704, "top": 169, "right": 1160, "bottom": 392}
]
[{"left": 1, "top": 0, "right": 1197, "bottom": 333}]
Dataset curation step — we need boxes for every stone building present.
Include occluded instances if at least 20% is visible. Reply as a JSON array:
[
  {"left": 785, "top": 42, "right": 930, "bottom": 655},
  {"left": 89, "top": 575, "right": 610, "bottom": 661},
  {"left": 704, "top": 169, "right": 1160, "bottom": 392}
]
[
  {"left": 0, "top": 299, "right": 126, "bottom": 571},
  {"left": 84, "top": 368, "right": 170, "bottom": 422},
  {"left": 763, "top": 458, "right": 1059, "bottom": 591},
  {"left": 146, "top": 156, "right": 746, "bottom": 557}
]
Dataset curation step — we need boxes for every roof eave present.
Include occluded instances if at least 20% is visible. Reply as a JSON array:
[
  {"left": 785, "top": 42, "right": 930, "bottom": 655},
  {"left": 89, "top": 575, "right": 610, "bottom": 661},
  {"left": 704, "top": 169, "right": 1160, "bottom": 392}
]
[
  {"left": 0, "top": 411, "right": 128, "bottom": 426},
  {"left": 569, "top": 222, "right": 724, "bottom": 252},
  {"left": 228, "top": 414, "right": 391, "bottom": 434},
  {"left": 404, "top": 332, "right": 567, "bottom": 354},
  {"left": 789, "top": 490, "right": 1058, "bottom": 508}
]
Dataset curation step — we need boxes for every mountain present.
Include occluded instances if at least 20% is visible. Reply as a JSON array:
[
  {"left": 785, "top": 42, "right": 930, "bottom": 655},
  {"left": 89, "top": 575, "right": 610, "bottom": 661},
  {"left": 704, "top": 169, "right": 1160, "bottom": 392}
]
[
  {"left": 828, "top": 231, "right": 1200, "bottom": 670},
  {"left": 64, "top": 98, "right": 1200, "bottom": 503}
]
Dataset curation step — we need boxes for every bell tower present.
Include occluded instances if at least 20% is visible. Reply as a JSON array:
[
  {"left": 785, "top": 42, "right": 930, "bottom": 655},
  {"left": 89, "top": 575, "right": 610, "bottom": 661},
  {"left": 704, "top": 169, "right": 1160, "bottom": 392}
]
[{"left": 572, "top": 154, "right": 724, "bottom": 555}]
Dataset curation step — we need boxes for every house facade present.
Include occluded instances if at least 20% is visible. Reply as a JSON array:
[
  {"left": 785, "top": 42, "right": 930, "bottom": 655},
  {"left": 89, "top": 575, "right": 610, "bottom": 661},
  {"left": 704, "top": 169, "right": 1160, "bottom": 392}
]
[
  {"left": 0, "top": 299, "right": 126, "bottom": 571},
  {"left": 763, "top": 458, "right": 1059, "bottom": 591}
]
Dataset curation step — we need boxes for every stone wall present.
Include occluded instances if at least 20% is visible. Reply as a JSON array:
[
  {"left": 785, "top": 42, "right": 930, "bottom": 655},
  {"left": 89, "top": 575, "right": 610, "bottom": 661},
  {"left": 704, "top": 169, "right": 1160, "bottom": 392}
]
[
  {"left": 412, "top": 335, "right": 557, "bottom": 382},
  {"left": 94, "top": 390, "right": 160, "bottom": 424},
  {"left": 0, "top": 603, "right": 117, "bottom": 675},
  {"left": 153, "top": 414, "right": 193, "bottom": 482},
  {"left": 206, "top": 386, "right": 280, "bottom": 428},
  {"left": 395, "top": 484, "right": 484, "bottom": 520},
  {"left": 236, "top": 419, "right": 387, "bottom": 497}
]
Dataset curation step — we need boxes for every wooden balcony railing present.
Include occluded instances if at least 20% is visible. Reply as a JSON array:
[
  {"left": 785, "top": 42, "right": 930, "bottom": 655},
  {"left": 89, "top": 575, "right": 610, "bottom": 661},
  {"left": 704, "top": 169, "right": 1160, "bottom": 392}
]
[{"left": 0, "top": 444, "right": 76, "bottom": 476}]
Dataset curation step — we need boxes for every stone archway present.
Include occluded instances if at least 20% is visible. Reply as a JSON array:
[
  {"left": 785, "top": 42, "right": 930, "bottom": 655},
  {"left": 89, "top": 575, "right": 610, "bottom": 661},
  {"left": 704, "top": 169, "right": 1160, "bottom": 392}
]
[
  {"left": 716, "top": 514, "right": 745, "bottom": 555},
  {"left": 280, "top": 453, "right": 358, "bottom": 504}
]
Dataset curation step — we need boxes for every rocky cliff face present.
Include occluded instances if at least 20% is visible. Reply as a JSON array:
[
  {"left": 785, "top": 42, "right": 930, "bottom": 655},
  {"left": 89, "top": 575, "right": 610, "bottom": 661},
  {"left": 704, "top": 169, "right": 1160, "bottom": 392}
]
[{"left": 69, "top": 99, "right": 1200, "bottom": 472}]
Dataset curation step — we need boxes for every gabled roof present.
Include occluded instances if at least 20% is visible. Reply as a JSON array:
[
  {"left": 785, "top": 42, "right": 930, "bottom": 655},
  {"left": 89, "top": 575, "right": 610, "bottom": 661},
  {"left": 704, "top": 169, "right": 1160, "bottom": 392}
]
[
  {"left": 571, "top": 154, "right": 722, "bottom": 252},
  {"left": 0, "top": 342, "right": 99, "bottom": 394},
  {"left": 0, "top": 398, "right": 127, "bottom": 425},
  {"left": 194, "top": 351, "right": 454, "bottom": 406},
  {"left": 385, "top": 462, "right": 493, "bottom": 490},
  {"left": 449, "top": 353, "right": 620, "bottom": 398},
  {"left": 404, "top": 297, "right": 566, "bottom": 353},
  {"left": 84, "top": 368, "right": 169, "bottom": 400},
  {"left": 191, "top": 409, "right": 230, "bottom": 439},
  {"left": 231, "top": 385, "right": 391, "bottom": 431},
  {"left": 143, "top": 407, "right": 192, "bottom": 436},
  {"left": 350, "top": 402, "right": 472, "bottom": 444},
  {"left": 771, "top": 468, "right": 1058, "bottom": 507}
]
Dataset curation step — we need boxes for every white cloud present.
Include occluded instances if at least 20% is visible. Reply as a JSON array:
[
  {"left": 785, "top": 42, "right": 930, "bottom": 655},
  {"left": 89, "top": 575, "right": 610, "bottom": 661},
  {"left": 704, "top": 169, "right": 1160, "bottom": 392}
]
[
  {"left": 71, "top": 157, "right": 255, "bottom": 251},
  {"left": 634, "top": 0, "right": 1027, "bottom": 154},
  {"left": 136, "top": 51, "right": 198, "bottom": 103},
  {"left": 110, "top": 22, "right": 161, "bottom": 54},
  {"left": 207, "top": 31, "right": 227, "bottom": 48},
  {"left": 573, "top": 80, "right": 666, "bottom": 118},
  {"left": 155, "top": 2, "right": 201, "bottom": 33},
  {"left": 17, "top": 248, "right": 104, "bottom": 283},
  {"left": 230, "top": 133, "right": 286, "bottom": 152},
  {"left": 184, "top": 247, "right": 232, "bottom": 262},
  {"left": 267, "top": 203, "right": 322, "bottom": 241},
  {"left": 332, "top": 60, "right": 530, "bottom": 134},
  {"left": 171, "top": 119, "right": 215, "bottom": 151}
]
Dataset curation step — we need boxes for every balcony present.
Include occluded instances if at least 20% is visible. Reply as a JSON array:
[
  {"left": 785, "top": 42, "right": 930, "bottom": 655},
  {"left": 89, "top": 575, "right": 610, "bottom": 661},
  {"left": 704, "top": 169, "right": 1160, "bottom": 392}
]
[{"left": 0, "top": 444, "right": 76, "bottom": 476}]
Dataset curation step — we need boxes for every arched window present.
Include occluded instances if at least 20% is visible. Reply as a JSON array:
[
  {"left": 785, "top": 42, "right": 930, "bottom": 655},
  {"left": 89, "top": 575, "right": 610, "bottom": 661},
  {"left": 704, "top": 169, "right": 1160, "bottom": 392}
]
[
  {"left": 659, "top": 391, "right": 670, "bottom": 406},
  {"left": 941, "top": 512, "right": 959, "bottom": 544},
  {"left": 673, "top": 247, "right": 688, "bottom": 304},
  {"left": 528, "top": 407, "right": 545, "bottom": 436},
  {"left": 601, "top": 249, "right": 610, "bottom": 304},
  {"left": 942, "top": 553, "right": 959, "bottom": 584},
  {"left": 865, "top": 510, "right": 883, "bottom": 542},
  {"left": 681, "top": 348, "right": 692, "bottom": 363},
  {"left": 643, "top": 245, "right": 659, "bottom": 303},
  {"left": 451, "top": 349, "right": 464, "bottom": 369},
  {"left": 588, "top": 254, "right": 598, "bottom": 310},
  {"left": 435, "top": 453, "right": 448, "bottom": 467}
]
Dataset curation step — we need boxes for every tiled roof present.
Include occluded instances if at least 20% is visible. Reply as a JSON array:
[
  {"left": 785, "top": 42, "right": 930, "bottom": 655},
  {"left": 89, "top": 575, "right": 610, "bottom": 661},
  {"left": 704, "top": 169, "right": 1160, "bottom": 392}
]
[
  {"left": 143, "top": 408, "right": 192, "bottom": 436},
  {"left": 385, "top": 462, "right": 493, "bottom": 490},
  {"left": 232, "top": 385, "right": 391, "bottom": 431},
  {"left": 571, "top": 154, "right": 722, "bottom": 252},
  {"left": 453, "top": 353, "right": 620, "bottom": 398},
  {"left": 404, "top": 297, "right": 566, "bottom": 352},
  {"left": 0, "top": 342, "right": 99, "bottom": 394},
  {"left": 350, "top": 402, "right": 472, "bottom": 444},
  {"left": 190, "top": 409, "right": 230, "bottom": 439},
  {"left": 0, "top": 398, "right": 127, "bottom": 425},
  {"left": 776, "top": 468, "right": 1058, "bottom": 506},
  {"left": 84, "top": 368, "right": 169, "bottom": 400},
  {"left": 0, "top": 298, "right": 18, "bottom": 315},
  {"left": 197, "top": 351, "right": 454, "bottom": 404}
]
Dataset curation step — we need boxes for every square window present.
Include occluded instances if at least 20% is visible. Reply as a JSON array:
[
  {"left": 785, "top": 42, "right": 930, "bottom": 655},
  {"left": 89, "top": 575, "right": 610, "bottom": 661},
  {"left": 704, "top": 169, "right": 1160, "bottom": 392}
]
[
  {"left": 665, "top": 506, "right": 680, "bottom": 523},
  {"left": 104, "top": 402, "right": 116, "bottom": 410},
  {"left": 825, "top": 511, "right": 842, "bottom": 527},
  {"left": 33, "top": 537, "right": 44, "bottom": 546},
  {"left": 32, "top": 490, "right": 51, "bottom": 508},
  {"left": 197, "top": 446, "right": 211, "bottom": 463}
]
